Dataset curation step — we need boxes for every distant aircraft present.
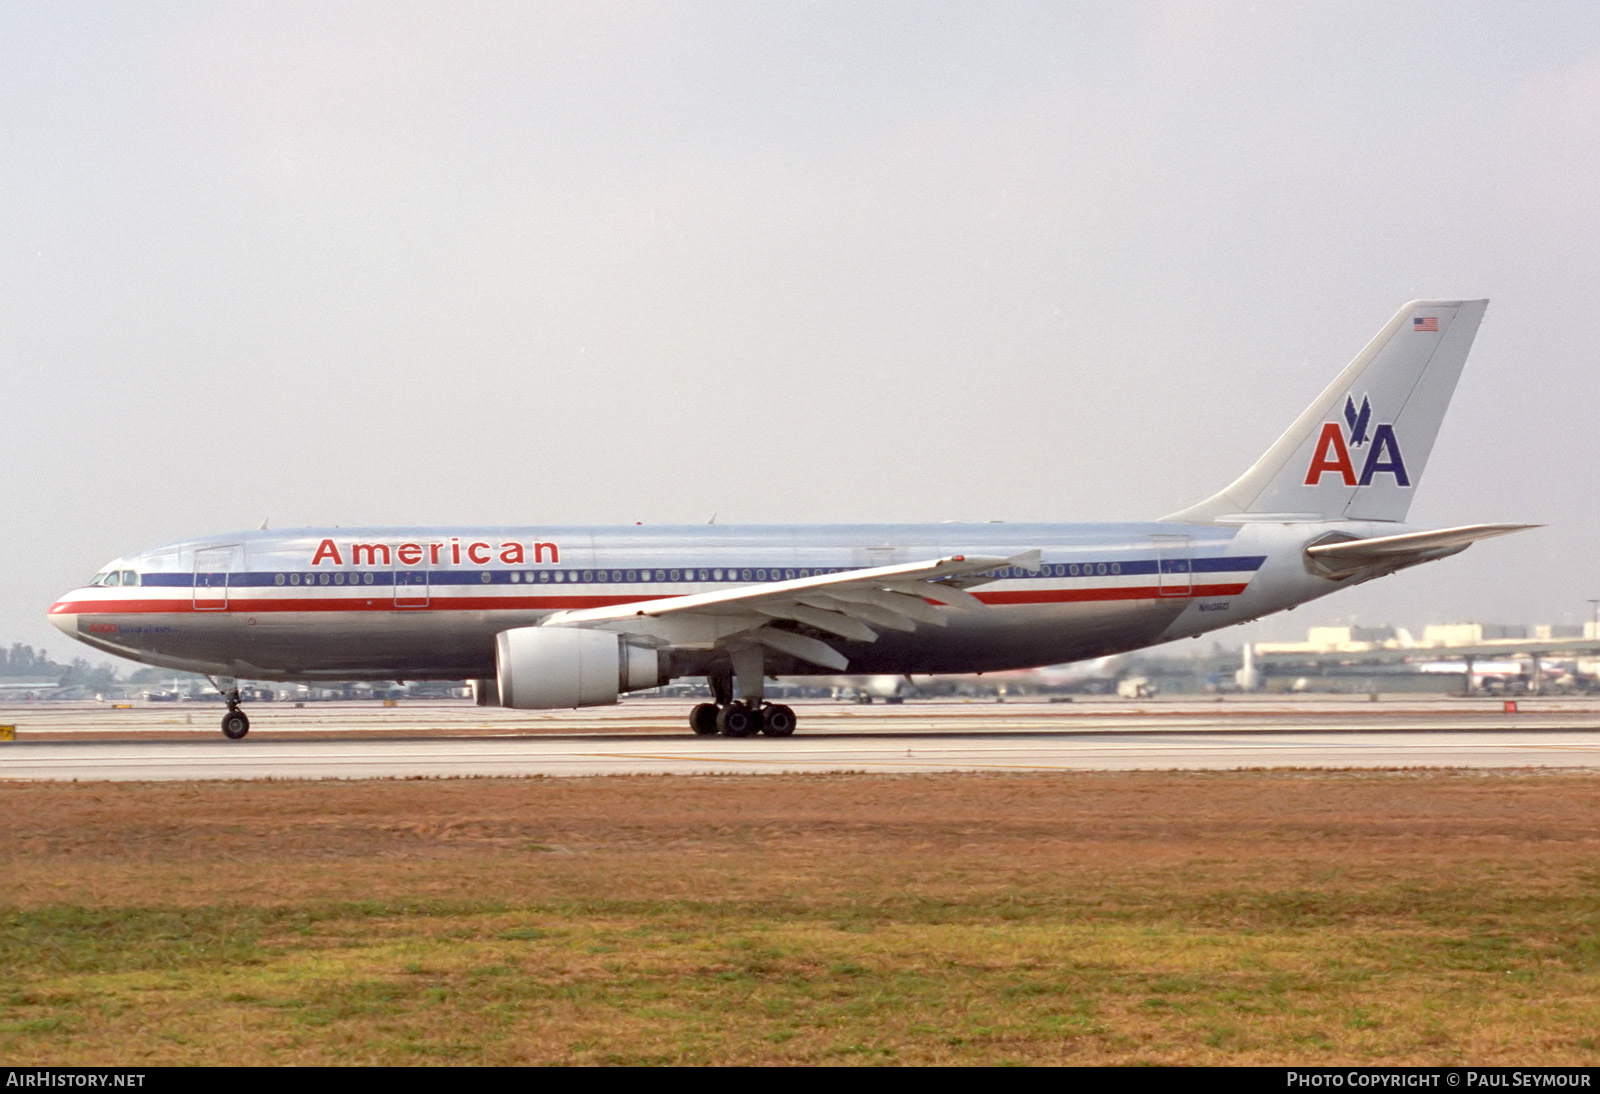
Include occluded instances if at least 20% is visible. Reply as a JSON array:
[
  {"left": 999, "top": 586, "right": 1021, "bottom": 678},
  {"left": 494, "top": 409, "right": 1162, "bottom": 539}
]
[
  {"left": 0, "top": 680, "right": 61, "bottom": 700},
  {"left": 812, "top": 655, "right": 1130, "bottom": 702},
  {"left": 50, "top": 300, "right": 1532, "bottom": 739}
]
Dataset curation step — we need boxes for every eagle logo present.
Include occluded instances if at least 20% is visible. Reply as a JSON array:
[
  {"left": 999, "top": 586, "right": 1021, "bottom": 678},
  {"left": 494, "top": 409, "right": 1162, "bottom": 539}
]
[{"left": 1305, "top": 393, "right": 1409, "bottom": 487}]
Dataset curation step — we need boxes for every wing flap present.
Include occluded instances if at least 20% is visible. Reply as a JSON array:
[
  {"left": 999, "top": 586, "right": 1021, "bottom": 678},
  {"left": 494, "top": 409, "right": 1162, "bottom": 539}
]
[
  {"left": 754, "top": 602, "right": 880, "bottom": 642},
  {"left": 753, "top": 627, "right": 851, "bottom": 672}
]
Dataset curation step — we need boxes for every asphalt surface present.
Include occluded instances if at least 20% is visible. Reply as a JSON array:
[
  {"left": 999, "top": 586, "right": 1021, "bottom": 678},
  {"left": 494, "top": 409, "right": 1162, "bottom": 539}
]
[{"left": 2, "top": 697, "right": 1597, "bottom": 781}]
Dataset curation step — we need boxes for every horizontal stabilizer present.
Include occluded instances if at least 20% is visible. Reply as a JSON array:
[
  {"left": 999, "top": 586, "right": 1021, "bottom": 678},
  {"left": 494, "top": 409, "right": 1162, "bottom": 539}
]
[
  {"left": 1305, "top": 523, "right": 1537, "bottom": 576},
  {"left": 1306, "top": 523, "right": 1538, "bottom": 561}
]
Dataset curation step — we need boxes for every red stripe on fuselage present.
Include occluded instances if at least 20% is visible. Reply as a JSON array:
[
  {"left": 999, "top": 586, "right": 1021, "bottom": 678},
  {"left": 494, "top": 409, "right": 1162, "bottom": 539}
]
[{"left": 50, "top": 583, "right": 1251, "bottom": 617}]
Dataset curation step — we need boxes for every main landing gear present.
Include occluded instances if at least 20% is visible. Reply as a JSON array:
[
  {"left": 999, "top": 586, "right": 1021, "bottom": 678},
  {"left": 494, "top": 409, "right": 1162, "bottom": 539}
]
[
  {"left": 220, "top": 687, "right": 250, "bottom": 739},
  {"left": 689, "top": 657, "right": 797, "bottom": 737},
  {"left": 688, "top": 700, "right": 797, "bottom": 737}
]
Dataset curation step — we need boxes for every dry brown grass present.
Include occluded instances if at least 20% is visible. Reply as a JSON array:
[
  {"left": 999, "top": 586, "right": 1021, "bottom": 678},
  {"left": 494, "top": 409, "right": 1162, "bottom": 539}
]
[{"left": 3, "top": 770, "right": 1598, "bottom": 1064}]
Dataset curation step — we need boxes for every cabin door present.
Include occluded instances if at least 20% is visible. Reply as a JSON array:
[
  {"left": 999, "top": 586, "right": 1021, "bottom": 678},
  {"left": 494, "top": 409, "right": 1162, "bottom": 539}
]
[
  {"left": 393, "top": 555, "right": 429, "bottom": 608},
  {"left": 193, "top": 546, "right": 237, "bottom": 610},
  {"left": 1151, "top": 535, "right": 1193, "bottom": 597}
]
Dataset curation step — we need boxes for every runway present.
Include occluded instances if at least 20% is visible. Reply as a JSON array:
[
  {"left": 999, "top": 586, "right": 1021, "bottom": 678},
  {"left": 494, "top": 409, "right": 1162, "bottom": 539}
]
[{"left": 3, "top": 697, "right": 1598, "bottom": 781}]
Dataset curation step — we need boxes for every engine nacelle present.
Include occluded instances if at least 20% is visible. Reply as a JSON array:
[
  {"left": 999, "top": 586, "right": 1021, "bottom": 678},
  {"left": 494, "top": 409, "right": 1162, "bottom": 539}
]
[{"left": 494, "top": 627, "right": 666, "bottom": 709}]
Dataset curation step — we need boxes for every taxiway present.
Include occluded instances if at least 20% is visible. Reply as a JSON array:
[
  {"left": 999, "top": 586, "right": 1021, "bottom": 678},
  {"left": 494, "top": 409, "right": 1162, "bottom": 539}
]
[{"left": 1, "top": 697, "right": 1596, "bottom": 781}]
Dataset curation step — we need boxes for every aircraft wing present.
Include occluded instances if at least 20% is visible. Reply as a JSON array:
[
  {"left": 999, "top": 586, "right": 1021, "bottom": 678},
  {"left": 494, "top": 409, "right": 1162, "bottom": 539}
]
[
  {"left": 1305, "top": 523, "right": 1537, "bottom": 576},
  {"left": 540, "top": 550, "right": 1042, "bottom": 671}
]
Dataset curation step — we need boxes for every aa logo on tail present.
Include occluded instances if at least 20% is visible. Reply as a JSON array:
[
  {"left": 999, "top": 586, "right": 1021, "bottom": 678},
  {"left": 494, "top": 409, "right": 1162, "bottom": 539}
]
[{"left": 1303, "top": 394, "right": 1409, "bottom": 487}]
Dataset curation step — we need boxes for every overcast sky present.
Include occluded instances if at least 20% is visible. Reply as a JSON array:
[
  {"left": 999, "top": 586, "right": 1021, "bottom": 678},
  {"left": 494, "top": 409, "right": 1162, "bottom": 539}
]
[{"left": 5, "top": 1, "right": 1599, "bottom": 664}]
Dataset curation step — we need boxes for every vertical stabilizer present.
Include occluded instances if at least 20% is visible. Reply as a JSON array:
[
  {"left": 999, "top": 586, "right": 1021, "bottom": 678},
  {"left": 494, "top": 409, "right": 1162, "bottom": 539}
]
[{"left": 1164, "top": 299, "right": 1487, "bottom": 524}]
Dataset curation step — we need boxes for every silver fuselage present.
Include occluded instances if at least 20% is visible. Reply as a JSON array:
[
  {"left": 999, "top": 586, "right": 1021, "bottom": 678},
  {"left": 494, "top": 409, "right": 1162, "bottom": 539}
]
[{"left": 49, "top": 520, "right": 1378, "bottom": 682}]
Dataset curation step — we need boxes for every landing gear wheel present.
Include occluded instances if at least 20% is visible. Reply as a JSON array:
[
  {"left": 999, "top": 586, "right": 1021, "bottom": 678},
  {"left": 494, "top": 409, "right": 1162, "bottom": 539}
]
[
  {"left": 717, "top": 702, "right": 762, "bottom": 737},
  {"left": 221, "top": 711, "right": 250, "bottom": 739},
  {"left": 689, "top": 702, "right": 720, "bottom": 736},
  {"left": 760, "top": 704, "right": 797, "bottom": 736}
]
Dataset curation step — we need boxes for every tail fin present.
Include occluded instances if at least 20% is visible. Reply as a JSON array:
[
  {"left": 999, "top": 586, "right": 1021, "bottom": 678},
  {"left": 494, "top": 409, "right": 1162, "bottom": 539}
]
[{"left": 1165, "top": 299, "right": 1488, "bottom": 524}]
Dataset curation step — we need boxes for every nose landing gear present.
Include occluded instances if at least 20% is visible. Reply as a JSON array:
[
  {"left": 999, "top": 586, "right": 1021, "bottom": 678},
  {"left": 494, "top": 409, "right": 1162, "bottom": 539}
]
[{"left": 218, "top": 686, "right": 250, "bottom": 739}]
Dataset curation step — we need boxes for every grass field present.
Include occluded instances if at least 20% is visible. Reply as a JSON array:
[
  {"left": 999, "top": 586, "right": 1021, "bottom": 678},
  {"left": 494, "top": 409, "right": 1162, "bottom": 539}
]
[{"left": 3, "top": 770, "right": 1598, "bottom": 1065}]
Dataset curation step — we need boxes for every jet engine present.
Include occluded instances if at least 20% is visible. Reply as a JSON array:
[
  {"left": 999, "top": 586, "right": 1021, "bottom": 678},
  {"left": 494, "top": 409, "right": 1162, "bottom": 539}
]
[{"left": 494, "top": 626, "right": 667, "bottom": 709}]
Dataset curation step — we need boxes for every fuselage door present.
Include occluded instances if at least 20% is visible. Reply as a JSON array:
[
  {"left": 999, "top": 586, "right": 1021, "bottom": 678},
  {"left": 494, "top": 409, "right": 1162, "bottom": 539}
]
[
  {"left": 193, "top": 545, "right": 238, "bottom": 611},
  {"left": 1152, "top": 535, "right": 1193, "bottom": 597},
  {"left": 394, "top": 553, "right": 429, "bottom": 609}
]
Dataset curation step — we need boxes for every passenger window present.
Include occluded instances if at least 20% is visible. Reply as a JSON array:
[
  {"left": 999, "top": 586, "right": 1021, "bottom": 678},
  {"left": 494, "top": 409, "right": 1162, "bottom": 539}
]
[
  {"left": 481, "top": 571, "right": 492, "bottom": 583},
  {"left": 290, "top": 573, "right": 301, "bottom": 586},
  {"left": 275, "top": 574, "right": 285, "bottom": 586}
]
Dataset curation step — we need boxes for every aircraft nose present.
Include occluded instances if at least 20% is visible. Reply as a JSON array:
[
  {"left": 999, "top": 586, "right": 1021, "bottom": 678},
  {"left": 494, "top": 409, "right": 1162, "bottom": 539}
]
[{"left": 47, "top": 599, "right": 78, "bottom": 637}]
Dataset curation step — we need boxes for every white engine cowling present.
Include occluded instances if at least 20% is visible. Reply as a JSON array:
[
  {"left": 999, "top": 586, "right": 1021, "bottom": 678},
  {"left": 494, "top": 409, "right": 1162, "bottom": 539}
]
[{"left": 495, "top": 627, "right": 666, "bottom": 709}]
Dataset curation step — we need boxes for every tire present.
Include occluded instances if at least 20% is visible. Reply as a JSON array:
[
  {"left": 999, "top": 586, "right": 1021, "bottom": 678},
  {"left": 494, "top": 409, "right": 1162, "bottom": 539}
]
[
  {"left": 221, "top": 711, "right": 250, "bottom": 740},
  {"left": 761, "top": 704, "right": 796, "bottom": 736},
  {"left": 717, "top": 703, "right": 761, "bottom": 737},
  {"left": 689, "top": 702, "right": 720, "bottom": 736}
]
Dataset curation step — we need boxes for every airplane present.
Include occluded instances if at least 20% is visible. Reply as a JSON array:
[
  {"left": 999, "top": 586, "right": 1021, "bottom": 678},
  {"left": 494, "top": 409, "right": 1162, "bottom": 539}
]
[
  {"left": 49, "top": 299, "right": 1535, "bottom": 740},
  {"left": 810, "top": 654, "right": 1130, "bottom": 702}
]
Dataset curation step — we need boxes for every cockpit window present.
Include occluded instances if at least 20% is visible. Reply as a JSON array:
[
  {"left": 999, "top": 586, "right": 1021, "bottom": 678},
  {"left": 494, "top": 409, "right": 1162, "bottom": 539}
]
[
  {"left": 102, "top": 571, "right": 121, "bottom": 587},
  {"left": 120, "top": 571, "right": 140, "bottom": 587}
]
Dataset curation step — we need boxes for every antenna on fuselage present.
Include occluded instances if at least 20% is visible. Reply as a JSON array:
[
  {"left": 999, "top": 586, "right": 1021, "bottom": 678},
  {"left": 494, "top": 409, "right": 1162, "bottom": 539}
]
[{"left": 259, "top": 517, "right": 270, "bottom": 530}]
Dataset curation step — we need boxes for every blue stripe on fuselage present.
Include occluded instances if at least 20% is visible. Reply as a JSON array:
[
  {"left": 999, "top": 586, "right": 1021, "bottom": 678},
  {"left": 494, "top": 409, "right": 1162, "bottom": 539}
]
[{"left": 143, "top": 555, "right": 1267, "bottom": 589}]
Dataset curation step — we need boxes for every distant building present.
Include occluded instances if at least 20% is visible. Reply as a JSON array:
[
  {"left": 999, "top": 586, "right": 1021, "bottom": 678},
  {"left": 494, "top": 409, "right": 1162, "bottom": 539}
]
[
  {"left": 1422, "top": 623, "right": 1527, "bottom": 646},
  {"left": 1257, "top": 624, "right": 1404, "bottom": 655}
]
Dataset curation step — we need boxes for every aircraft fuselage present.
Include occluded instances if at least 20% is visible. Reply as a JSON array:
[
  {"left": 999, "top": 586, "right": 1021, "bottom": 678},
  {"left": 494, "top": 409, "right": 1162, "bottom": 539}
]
[{"left": 49, "top": 519, "right": 1357, "bottom": 682}]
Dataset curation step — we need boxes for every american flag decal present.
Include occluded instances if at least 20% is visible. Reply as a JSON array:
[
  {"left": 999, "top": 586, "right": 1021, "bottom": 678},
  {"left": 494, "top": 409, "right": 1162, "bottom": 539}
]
[{"left": 1413, "top": 316, "right": 1439, "bottom": 332}]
